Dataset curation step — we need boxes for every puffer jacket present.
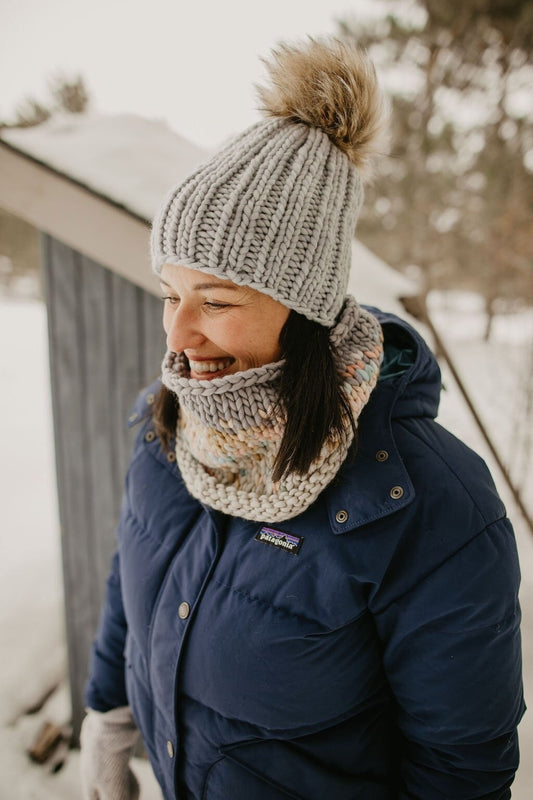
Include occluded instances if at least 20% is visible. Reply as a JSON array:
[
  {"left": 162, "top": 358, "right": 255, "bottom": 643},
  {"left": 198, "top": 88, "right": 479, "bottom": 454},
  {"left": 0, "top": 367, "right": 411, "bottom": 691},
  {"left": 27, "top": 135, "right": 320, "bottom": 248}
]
[{"left": 86, "top": 308, "right": 525, "bottom": 800}]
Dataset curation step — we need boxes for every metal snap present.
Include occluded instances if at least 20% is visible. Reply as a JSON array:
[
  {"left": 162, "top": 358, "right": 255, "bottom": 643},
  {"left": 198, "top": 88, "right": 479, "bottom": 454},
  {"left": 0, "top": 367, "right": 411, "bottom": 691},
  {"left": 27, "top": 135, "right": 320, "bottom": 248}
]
[
  {"left": 335, "top": 509, "right": 349, "bottom": 524},
  {"left": 178, "top": 601, "right": 190, "bottom": 620},
  {"left": 144, "top": 430, "right": 155, "bottom": 442},
  {"left": 390, "top": 485, "right": 404, "bottom": 500},
  {"left": 166, "top": 740, "right": 174, "bottom": 758},
  {"left": 167, "top": 451, "right": 176, "bottom": 462},
  {"left": 375, "top": 450, "right": 389, "bottom": 462},
  {"left": 146, "top": 393, "right": 155, "bottom": 405}
]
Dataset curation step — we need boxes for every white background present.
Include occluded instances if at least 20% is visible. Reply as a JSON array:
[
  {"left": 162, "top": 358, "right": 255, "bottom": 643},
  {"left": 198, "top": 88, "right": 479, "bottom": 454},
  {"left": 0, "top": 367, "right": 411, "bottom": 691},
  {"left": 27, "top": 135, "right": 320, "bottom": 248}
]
[{"left": 0, "top": 0, "right": 384, "bottom": 148}]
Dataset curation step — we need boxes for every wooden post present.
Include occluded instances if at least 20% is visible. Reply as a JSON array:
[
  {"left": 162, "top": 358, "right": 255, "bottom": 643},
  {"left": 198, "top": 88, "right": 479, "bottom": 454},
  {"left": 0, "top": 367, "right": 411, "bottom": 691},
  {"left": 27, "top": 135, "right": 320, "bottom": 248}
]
[{"left": 41, "top": 234, "right": 165, "bottom": 741}]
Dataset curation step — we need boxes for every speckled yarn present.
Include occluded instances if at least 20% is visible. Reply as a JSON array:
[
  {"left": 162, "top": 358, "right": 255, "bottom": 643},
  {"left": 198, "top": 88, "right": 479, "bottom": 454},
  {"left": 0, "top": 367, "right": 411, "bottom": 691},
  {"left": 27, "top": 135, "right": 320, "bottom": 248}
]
[
  {"left": 161, "top": 298, "right": 383, "bottom": 522},
  {"left": 151, "top": 117, "right": 363, "bottom": 327}
]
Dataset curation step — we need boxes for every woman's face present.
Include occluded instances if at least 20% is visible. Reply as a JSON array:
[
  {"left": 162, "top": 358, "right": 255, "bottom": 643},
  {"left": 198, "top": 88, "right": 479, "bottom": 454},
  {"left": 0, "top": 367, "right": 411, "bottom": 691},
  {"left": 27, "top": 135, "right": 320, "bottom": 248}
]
[{"left": 160, "top": 263, "right": 290, "bottom": 380}]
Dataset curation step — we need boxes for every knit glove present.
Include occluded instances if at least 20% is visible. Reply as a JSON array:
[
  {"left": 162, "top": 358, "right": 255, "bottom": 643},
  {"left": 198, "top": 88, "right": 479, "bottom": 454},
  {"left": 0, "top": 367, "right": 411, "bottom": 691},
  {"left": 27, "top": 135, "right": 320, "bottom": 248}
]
[{"left": 80, "top": 705, "right": 141, "bottom": 800}]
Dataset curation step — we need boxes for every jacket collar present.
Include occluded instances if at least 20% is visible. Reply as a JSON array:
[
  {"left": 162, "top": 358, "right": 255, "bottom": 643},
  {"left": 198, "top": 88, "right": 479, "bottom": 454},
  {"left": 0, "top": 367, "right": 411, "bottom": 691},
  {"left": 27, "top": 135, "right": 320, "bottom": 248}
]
[
  {"left": 326, "top": 308, "right": 441, "bottom": 534},
  {"left": 131, "top": 380, "right": 416, "bottom": 534},
  {"left": 129, "top": 310, "right": 439, "bottom": 535},
  {"left": 326, "top": 379, "right": 415, "bottom": 534}
]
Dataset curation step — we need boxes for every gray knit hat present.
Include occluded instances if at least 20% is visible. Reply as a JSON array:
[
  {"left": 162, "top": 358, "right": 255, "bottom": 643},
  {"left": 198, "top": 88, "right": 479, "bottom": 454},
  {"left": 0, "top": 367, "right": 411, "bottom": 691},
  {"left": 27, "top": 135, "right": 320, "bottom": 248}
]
[{"left": 151, "top": 37, "right": 386, "bottom": 327}]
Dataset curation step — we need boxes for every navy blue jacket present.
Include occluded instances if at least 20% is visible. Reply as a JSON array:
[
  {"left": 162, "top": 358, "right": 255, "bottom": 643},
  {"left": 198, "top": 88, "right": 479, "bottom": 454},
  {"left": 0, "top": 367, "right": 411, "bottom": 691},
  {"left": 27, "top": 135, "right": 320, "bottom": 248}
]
[{"left": 86, "top": 310, "right": 525, "bottom": 800}]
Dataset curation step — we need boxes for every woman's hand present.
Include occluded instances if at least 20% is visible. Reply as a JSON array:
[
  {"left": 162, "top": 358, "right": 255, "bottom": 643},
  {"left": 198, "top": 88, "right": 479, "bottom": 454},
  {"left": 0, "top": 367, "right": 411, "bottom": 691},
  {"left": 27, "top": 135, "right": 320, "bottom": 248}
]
[{"left": 80, "top": 705, "right": 140, "bottom": 800}]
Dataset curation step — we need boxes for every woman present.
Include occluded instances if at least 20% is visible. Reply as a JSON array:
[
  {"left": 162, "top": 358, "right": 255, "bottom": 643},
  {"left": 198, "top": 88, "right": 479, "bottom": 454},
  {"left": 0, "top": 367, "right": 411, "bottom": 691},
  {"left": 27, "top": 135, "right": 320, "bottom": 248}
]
[{"left": 80, "top": 38, "right": 524, "bottom": 800}]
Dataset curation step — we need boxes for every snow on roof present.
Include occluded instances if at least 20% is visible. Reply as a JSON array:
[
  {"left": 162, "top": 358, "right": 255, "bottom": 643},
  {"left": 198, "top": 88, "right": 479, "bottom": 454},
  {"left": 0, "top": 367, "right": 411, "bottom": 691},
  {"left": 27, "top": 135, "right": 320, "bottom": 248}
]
[
  {"left": 1, "top": 112, "right": 209, "bottom": 221},
  {"left": 1, "top": 111, "right": 418, "bottom": 310}
]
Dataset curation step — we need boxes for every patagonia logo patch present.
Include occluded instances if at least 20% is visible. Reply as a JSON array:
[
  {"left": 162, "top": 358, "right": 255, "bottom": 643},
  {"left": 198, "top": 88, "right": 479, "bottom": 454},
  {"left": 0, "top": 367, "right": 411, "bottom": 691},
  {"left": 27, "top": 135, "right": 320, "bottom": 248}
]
[{"left": 254, "top": 526, "right": 304, "bottom": 555}]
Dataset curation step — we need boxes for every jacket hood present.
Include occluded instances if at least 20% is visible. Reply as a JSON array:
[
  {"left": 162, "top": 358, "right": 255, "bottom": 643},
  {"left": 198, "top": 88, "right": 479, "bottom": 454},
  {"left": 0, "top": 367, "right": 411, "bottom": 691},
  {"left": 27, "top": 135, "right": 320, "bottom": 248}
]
[
  {"left": 322, "top": 307, "right": 443, "bottom": 534},
  {"left": 369, "top": 306, "right": 441, "bottom": 422}
]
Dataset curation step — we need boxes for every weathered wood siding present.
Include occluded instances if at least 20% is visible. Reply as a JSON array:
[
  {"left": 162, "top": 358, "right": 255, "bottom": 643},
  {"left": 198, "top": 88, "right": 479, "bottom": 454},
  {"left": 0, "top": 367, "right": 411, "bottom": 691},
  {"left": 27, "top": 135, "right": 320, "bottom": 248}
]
[{"left": 41, "top": 234, "right": 165, "bottom": 740}]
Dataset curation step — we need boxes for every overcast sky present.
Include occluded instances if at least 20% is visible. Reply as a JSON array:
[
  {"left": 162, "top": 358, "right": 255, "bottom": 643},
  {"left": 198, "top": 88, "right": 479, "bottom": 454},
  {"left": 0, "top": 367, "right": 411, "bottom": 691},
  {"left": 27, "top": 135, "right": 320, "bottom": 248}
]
[{"left": 1, "top": 0, "right": 382, "bottom": 149}]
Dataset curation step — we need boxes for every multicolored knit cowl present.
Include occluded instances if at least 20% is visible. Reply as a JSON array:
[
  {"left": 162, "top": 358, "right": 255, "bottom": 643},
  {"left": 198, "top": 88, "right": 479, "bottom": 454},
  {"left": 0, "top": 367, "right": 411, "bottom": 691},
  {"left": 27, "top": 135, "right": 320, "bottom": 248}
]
[{"left": 161, "top": 297, "right": 383, "bottom": 522}]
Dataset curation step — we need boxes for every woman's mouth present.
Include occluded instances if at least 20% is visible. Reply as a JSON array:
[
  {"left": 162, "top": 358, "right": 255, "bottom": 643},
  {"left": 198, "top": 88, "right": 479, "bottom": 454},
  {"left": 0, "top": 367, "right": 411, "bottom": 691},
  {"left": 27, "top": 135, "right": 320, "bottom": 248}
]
[{"left": 188, "top": 357, "right": 235, "bottom": 378}]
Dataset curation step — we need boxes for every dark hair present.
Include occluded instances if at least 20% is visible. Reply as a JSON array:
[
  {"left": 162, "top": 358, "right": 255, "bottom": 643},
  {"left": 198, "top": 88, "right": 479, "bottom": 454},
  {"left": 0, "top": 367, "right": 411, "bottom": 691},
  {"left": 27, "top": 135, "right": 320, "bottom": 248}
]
[{"left": 153, "top": 310, "right": 357, "bottom": 481}]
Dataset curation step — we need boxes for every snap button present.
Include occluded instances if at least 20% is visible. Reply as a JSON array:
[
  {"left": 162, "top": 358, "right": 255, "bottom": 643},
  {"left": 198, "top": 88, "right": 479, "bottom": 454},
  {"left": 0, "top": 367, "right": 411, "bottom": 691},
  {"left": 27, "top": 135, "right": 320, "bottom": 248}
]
[
  {"left": 166, "top": 740, "right": 174, "bottom": 758},
  {"left": 375, "top": 450, "right": 389, "bottom": 462},
  {"left": 128, "top": 412, "right": 138, "bottom": 423},
  {"left": 178, "top": 602, "right": 190, "bottom": 620},
  {"left": 167, "top": 451, "right": 176, "bottom": 463},
  {"left": 390, "top": 485, "right": 404, "bottom": 500},
  {"left": 146, "top": 393, "right": 155, "bottom": 405},
  {"left": 335, "top": 509, "right": 349, "bottom": 524},
  {"left": 144, "top": 430, "right": 155, "bottom": 442}
]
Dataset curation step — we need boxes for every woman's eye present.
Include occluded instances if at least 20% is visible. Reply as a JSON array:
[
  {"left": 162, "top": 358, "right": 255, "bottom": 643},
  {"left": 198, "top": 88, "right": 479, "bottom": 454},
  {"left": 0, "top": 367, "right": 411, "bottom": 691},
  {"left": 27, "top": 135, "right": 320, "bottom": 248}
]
[
  {"left": 204, "top": 301, "right": 230, "bottom": 310},
  {"left": 161, "top": 295, "right": 179, "bottom": 305}
]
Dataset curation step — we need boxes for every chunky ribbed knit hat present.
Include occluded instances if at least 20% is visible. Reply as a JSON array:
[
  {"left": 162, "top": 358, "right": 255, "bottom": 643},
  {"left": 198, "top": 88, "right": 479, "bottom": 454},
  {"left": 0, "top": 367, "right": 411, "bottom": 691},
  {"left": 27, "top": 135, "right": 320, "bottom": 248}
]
[{"left": 151, "top": 37, "right": 386, "bottom": 326}]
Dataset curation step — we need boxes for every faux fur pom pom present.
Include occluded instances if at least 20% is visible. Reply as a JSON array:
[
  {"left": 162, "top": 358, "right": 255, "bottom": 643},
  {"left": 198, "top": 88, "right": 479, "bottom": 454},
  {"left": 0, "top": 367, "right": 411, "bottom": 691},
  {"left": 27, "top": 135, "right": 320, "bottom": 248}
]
[{"left": 257, "top": 37, "right": 387, "bottom": 177}]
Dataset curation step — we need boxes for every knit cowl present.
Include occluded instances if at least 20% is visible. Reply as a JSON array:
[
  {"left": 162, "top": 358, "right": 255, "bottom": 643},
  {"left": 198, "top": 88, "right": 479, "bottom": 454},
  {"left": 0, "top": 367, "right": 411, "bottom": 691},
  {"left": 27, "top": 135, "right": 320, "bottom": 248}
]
[{"left": 161, "top": 297, "right": 383, "bottom": 522}]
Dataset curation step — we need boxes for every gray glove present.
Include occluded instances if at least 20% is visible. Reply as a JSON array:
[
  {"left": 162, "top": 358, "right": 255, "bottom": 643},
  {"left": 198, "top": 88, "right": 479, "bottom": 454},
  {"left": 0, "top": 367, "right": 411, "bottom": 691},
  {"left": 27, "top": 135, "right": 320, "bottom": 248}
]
[{"left": 80, "top": 705, "right": 141, "bottom": 800}]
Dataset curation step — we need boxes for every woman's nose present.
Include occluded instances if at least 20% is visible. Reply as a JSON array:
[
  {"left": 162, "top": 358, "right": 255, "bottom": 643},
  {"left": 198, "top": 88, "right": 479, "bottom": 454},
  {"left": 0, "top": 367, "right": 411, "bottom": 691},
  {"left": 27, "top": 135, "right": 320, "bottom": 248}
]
[{"left": 165, "top": 305, "right": 205, "bottom": 353}]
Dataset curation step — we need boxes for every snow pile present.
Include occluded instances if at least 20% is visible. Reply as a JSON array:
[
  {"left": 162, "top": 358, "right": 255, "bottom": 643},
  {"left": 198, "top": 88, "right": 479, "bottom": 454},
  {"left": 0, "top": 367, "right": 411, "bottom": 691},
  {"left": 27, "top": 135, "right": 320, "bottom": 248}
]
[
  {"left": 0, "top": 300, "right": 65, "bottom": 725},
  {"left": 0, "top": 297, "right": 163, "bottom": 799}
]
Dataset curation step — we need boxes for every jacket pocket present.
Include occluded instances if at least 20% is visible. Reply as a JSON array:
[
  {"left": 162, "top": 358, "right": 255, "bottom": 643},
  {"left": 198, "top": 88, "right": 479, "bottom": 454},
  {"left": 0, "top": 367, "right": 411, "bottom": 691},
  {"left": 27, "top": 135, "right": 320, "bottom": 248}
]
[
  {"left": 203, "top": 754, "right": 300, "bottom": 800},
  {"left": 202, "top": 739, "right": 394, "bottom": 800}
]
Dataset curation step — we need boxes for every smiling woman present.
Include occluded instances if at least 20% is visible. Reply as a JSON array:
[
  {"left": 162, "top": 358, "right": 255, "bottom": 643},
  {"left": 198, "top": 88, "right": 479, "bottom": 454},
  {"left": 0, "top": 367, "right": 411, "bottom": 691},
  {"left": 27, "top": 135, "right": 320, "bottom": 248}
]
[
  {"left": 80, "top": 36, "right": 524, "bottom": 800},
  {"left": 159, "top": 264, "right": 289, "bottom": 378}
]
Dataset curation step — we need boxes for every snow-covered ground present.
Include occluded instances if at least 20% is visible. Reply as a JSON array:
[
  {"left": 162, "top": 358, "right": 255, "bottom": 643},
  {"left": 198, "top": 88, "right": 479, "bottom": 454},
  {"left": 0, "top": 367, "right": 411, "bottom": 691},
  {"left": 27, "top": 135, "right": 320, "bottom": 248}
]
[
  {"left": 0, "top": 292, "right": 531, "bottom": 798},
  {"left": 0, "top": 295, "right": 163, "bottom": 799}
]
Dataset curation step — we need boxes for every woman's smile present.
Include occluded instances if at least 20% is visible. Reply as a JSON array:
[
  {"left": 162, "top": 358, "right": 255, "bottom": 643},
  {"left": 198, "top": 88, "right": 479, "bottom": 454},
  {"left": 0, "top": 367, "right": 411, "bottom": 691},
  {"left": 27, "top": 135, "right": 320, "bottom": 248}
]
[{"left": 187, "top": 356, "right": 236, "bottom": 379}]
